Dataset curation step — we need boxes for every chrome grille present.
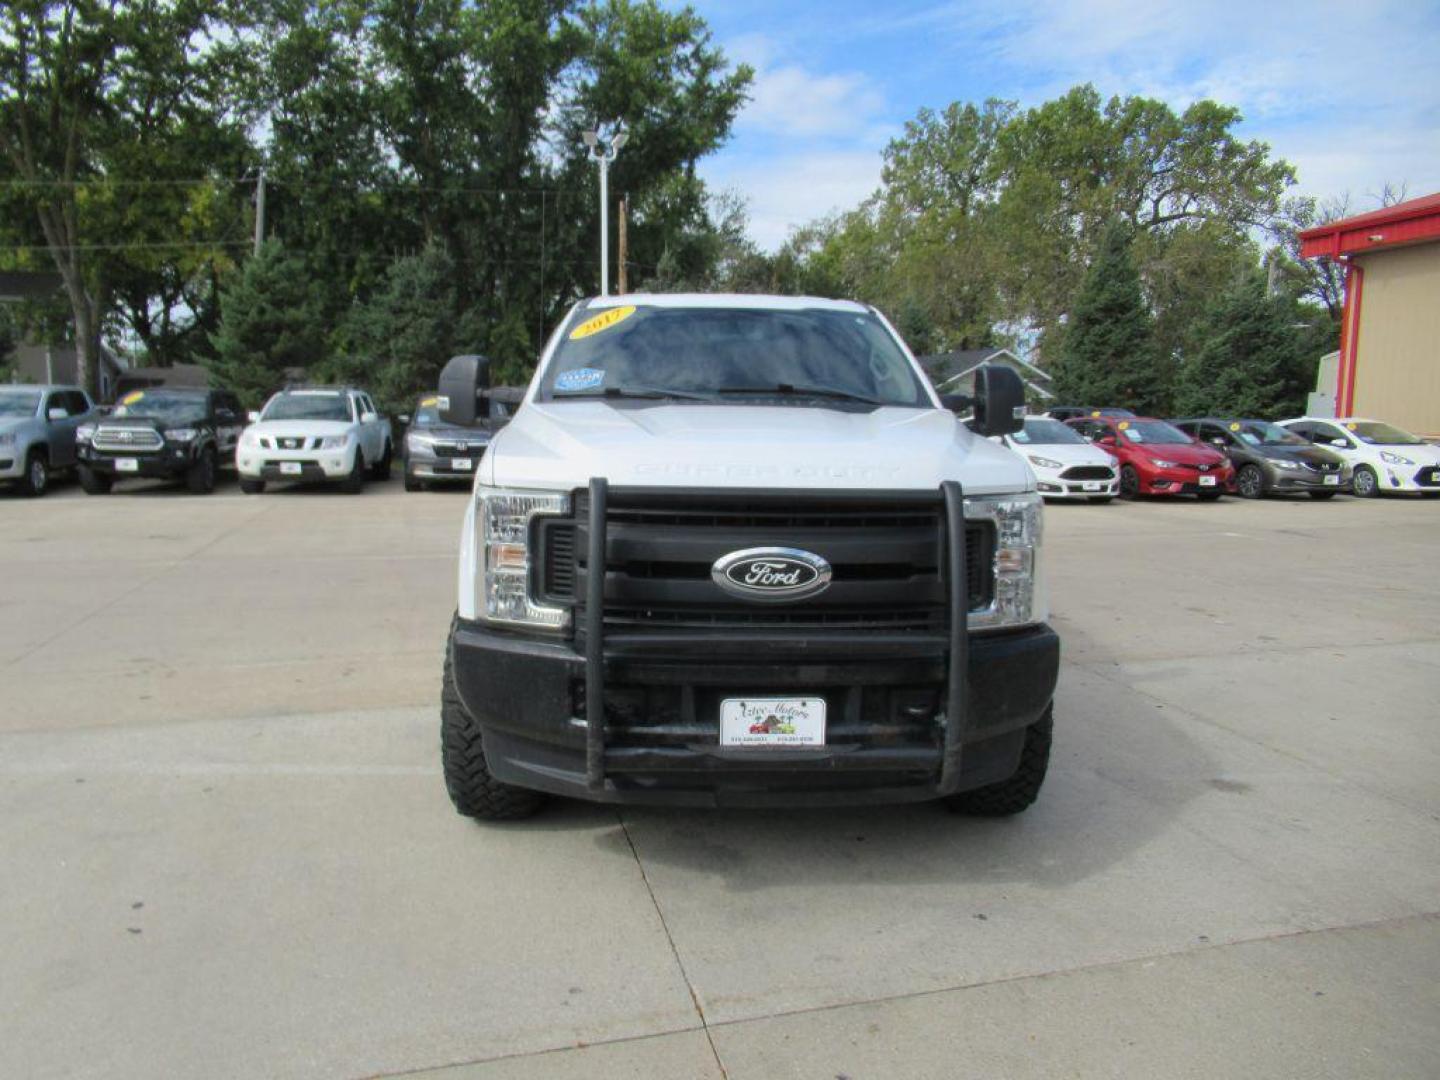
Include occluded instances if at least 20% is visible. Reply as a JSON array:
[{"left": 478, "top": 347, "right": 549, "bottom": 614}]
[{"left": 94, "top": 426, "right": 163, "bottom": 452}]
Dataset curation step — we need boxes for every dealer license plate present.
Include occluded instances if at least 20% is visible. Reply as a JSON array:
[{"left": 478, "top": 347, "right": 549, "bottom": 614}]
[
  {"left": 1081, "top": 481, "right": 1102, "bottom": 491},
  {"left": 1324, "top": 474, "right": 1339, "bottom": 486},
  {"left": 1199, "top": 475, "right": 1217, "bottom": 487},
  {"left": 280, "top": 461, "right": 303, "bottom": 476},
  {"left": 450, "top": 457, "right": 473, "bottom": 471},
  {"left": 115, "top": 458, "right": 139, "bottom": 473},
  {"left": 719, "top": 697, "right": 826, "bottom": 747}
]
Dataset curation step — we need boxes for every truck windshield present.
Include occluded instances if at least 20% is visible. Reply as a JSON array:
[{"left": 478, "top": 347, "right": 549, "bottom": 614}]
[
  {"left": 264, "top": 393, "right": 353, "bottom": 422},
  {"left": 539, "top": 305, "right": 929, "bottom": 407},
  {"left": 0, "top": 390, "right": 42, "bottom": 418},
  {"left": 113, "top": 392, "right": 208, "bottom": 423}
]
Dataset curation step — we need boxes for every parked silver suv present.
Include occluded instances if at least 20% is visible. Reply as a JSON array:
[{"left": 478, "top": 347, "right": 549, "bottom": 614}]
[{"left": 0, "top": 384, "right": 95, "bottom": 497}]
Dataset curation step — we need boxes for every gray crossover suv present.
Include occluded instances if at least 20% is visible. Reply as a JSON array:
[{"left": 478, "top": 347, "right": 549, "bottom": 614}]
[{"left": 0, "top": 384, "right": 95, "bottom": 497}]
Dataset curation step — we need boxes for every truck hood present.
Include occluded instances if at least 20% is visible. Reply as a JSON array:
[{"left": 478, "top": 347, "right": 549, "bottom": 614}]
[
  {"left": 247, "top": 420, "right": 354, "bottom": 439},
  {"left": 483, "top": 402, "right": 1033, "bottom": 493}
]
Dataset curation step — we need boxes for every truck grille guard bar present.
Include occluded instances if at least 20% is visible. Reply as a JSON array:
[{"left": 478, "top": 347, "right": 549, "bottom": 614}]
[{"left": 582, "top": 477, "right": 970, "bottom": 792}]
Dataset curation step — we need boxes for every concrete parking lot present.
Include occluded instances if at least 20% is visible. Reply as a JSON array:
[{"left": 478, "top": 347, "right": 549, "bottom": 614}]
[{"left": 2, "top": 475, "right": 1438, "bottom": 1079}]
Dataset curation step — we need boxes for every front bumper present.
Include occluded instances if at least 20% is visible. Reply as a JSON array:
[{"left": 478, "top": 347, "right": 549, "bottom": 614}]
[
  {"left": 1386, "top": 465, "right": 1440, "bottom": 491},
  {"left": 406, "top": 445, "right": 484, "bottom": 481},
  {"left": 237, "top": 446, "right": 355, "bottom": 480},
  {"left": 1037, "top": 476, "right": 1118, "bottom": 498},
  {"left": 1137, "top": 465, "right": 1235, "bottom": 495},
  {"left": 449, "top": 619, "right": 1060, "bottom": 807},
  {"left": 79, "top": 444, "right": 200, "bottom": 479},
  {"left": 1267, "top": 466, "right": 1350, "bottom": 493},
  {"left": 0, "top": 452, "right": 21, "bottom": 479}
]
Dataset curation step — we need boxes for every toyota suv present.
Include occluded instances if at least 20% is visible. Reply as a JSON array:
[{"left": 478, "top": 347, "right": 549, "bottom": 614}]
[
  {"left": 237, "top": 386, "right": 392, "bottom": 493},
  {"left": 435, "top": 294, "right": 1059, "bottom": 820}
]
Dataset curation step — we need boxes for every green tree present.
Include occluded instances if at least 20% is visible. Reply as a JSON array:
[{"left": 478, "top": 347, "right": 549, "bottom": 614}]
[
  {"left": 207, "top": 241, "right": 324, "bottom": 406},
  {"left": 1056, "top": 222, "right": 1165, "bottom": 411},
  {"left": 0, "top": 1, "right": 256, "bottom": 393},
  {"left": 331, "top": 245, "right": 474, "bottom": 408},
  {"left": 1172, "top": 271, "right": 1314, "bottom": 418}
]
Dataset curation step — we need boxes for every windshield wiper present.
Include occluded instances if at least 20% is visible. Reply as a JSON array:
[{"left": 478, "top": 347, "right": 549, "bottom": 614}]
[
  {"left": 713, "top": 384, "right": 885, "bottom": 405},
  {"left": 554, "top": 385, "right": 715, "bottom": 401}
]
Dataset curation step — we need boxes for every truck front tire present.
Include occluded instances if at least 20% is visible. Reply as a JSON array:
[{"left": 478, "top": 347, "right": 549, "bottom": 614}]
[
  {"left": 441, "top": 638, "right": 546, "bottom": 821},
  {"left": 944, "top": 707, "right": 1052, "bottom": 816},
  {"left": 186, "top": 447, "right": 217, "bottom": 494}
]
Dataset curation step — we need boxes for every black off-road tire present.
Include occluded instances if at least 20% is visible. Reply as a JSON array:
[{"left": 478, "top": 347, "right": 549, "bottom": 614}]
[
  {"left": 18, "top": 449, "right": 49, "bottom": 497},
  {"left": 1236, "top": 464, "right": 1265, "bottom": 499},
  {"left": 186, "top": 446, "right": 217, "bottom": 494},
  {"left": 1352, "top": 465, "right": 1379, "bottom": 498},
  {"left": 441, "top": 640, "right": 546, "bottom": 821},
  {"left": 1308, "top": 490, "right": 1338, "bottom": 500},
  {"left": 78, "top": 465, "right": 113, "bottom": 495},
  {"left": 945, "top": 708, "right": 1053, "bottom": 817},
  {"left": 239, "top": 478, "right": 266, "bottom": 495},
  {"left": 371, "top": 442, "right": 392, "bottom": 481},
  {"left": 342, "top": 450, "right": 366, "bottom": 494}
]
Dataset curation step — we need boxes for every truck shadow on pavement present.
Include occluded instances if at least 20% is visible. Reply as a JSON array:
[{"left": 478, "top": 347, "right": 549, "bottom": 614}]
[{"left": 571, "top": 664, "right": 1219, "bottom": 894}]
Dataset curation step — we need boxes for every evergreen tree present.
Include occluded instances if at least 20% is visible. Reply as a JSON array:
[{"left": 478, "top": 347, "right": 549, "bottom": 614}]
[
  {"left": 331, "top": 246, "right": 467, "bottom": 409},
  {"left": 207, "top": 242, "right": 325, "bottom": 406},
  {"left": 1055, "top": 222, "right": 1165, "bottom": 412},
  {"left": 1172, "top": 271, "right": 1313, "bottom": 418}
]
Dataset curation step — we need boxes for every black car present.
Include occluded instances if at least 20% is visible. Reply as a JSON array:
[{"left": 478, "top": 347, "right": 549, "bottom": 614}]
[
  {"left": 1172, "top": 418, "right": 1350, "bottom": 499},
  {"left": 1045, "top": 405, "right": 1136, "bottom": 421},
  {"left": 400, "top": 387, "right": 521, "bottom": 491},
  {"left": 76, "top": 388, "right": 246, "bottom": 495}
]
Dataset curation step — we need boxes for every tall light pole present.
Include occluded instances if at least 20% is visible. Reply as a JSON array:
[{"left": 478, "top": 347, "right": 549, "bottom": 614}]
[{"left": 582, "top": 127, "right": 627, "bottom": 296}]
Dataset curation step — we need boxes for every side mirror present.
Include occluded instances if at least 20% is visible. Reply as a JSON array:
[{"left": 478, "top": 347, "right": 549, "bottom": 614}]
[
  {"left": 438, "top": 354, "right": 492, "bottom": 426},
  {"left": 48, "top": 407, "right": 69, "bottom": 421},
  {"left": 970, "top": 365, "right": 1025, "bottom": 437},
  {"left": 1209, "top": 436, "right": 1227, "bottom": 447},
  {"left": 939, "top": 393, "right": 972, "bottom": 414},
  {"left": 247, "top": 410, "right": 261, "bottom": 423},
  {"left": 361, "top": 411, "right": 378, "bottom": 424},
  {"left": 397, "top": 413, "right": 411, "bottom": 426}
]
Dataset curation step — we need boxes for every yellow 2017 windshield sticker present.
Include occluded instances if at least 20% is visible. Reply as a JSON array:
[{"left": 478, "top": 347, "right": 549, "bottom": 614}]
[
  {"left": 121, "top": 391, "right": 145, "bottom": 405},
  {"left": 570, "top": 305, "right": 636, "bottom": 340},
  {"left": 1230, "top": 422, "right": 1241, "bottom": 431},
  {"left": 420, "top": 395, "right": 439, "bottom": 407}
]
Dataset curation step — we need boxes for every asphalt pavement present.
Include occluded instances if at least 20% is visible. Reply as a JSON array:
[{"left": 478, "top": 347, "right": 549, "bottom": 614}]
[{"left": 2, "top": 473, "right": 1437, "bottom": 1079}]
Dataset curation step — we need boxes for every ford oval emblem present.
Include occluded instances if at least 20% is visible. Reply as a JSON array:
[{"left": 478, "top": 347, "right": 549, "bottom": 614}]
[{"left": 712, "top": 547, "right": 832, "bottom": 602}]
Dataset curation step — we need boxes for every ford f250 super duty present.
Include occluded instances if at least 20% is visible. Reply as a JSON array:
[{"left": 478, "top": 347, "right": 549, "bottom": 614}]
[{"left": 436, "top": 294, "right": 1058, "bottom": 820}]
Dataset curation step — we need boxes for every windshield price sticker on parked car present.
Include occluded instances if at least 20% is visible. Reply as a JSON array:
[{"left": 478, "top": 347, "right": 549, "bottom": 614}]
[
  {"left": 569, "top": 304, "right": 636, "bottom": 340},
  {"left": 720, "top": 698, "right": 826, "bottom": 747}
]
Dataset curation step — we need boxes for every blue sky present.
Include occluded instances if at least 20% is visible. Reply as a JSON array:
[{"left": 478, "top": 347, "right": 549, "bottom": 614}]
[{"left": 677, "top": 0, "right": 1440, "bottom": 249}]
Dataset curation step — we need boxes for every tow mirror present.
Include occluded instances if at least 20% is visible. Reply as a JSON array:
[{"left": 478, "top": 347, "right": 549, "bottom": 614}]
[
  {"left": 939, "top": 393, "right": 971, "bottom": 414},
  {"left": 438, "top": 354, "right": 492, "bottom": 426},
  {"left": 970, "top": 364, "right": 1025, "bottom": 437}
]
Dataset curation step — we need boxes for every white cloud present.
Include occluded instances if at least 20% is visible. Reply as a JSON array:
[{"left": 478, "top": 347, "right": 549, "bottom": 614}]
[
  {"left": 702, "top": 150, "right": 884, "bottom": 252},
  {"left": 739, "top": 64, "right": 886, "bottom": 138}
]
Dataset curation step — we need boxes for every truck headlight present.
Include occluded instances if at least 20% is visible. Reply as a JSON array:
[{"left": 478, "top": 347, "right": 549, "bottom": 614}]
[
  {"left": 318, "top": 435, "right": 350, "bottom": 449},
  {"left": 966, "top": 492, "right": 1043, "bottom": 631},
  {"left": 166, "top": 428, "right": 199, "bottom": 442},
  {"left": 76, "top": 424, "right": 96, "bottom": 444},
  {"left": 474, "top": 487, "right": 570, "bottom": 630}
]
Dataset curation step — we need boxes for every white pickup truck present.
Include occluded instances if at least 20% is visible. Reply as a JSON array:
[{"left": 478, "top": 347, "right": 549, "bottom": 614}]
[{"left": 437, "top": 294, "right": 1058, "bottom": 820}]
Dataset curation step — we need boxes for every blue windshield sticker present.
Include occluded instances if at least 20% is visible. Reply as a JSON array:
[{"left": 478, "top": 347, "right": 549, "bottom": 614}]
[{"left": 555, "top": 368, "right": 605, "bottom": 392}]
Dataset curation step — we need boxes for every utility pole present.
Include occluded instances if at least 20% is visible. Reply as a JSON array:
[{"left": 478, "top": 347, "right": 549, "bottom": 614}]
[
  {"left": 617, "top": 195, "right": 629, "bottom": 294},
  {"left": 254, "top": 169, "right": 267, "bottom": 257},
  {"left": 581, "top": 128, "right": 627, "bottom": 296}
]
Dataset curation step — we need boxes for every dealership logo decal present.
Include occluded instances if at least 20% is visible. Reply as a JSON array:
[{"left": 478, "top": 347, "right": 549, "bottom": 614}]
[{"left": 712, "top": 548, "right": 832, "bottom": 602}]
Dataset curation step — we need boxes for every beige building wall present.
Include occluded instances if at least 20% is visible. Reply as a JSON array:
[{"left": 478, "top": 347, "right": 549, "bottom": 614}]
[{"left": 1353, "top": 244, "right": 1440, "bottom": 436}]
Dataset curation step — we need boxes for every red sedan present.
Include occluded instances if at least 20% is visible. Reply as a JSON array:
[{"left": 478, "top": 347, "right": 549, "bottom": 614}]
[{"left": 1066, "top": 416, "right": 1235, "bottom": 500}]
